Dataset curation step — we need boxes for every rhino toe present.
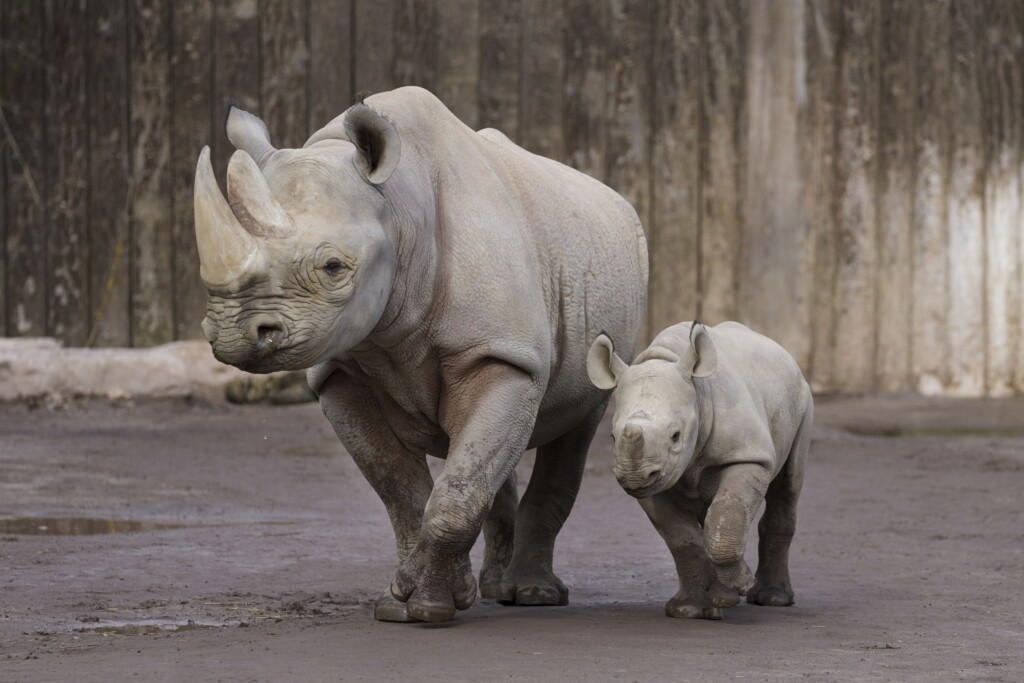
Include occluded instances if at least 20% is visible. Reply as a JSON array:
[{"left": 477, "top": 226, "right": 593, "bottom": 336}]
[
  {"left": 497, "top": 571, "right": 568, "bottom": 606},
  {"left": 747, "top": 583, "right": 794, "bottom": 607},
  {"left": 373, "top": 592, "right": 416, "bottom": 622}
]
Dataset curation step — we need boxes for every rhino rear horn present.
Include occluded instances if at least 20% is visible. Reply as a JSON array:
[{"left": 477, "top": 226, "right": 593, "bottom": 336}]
[
  {"left": 225, "top": 103, "right": 276, "bottom": 169},
  {"left": 344, "top": 103, "right": 401, "bottom": 185},
  {"left": 194, "top": 146, "right": 261, "bottom": 287}
]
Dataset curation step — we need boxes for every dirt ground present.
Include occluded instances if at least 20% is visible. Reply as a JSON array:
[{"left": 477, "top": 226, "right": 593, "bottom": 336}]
[{"left": 1, "top": 393, "right": 1022, "bottom": 682}]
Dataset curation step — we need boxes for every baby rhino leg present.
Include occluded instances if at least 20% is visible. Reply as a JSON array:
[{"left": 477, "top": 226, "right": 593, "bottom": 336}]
[
  {"left": 639, "top": 495, "right": 721, "bottom": 620},
  {"left": 749, "top": 401, "right": 811, "bottom": 607}
]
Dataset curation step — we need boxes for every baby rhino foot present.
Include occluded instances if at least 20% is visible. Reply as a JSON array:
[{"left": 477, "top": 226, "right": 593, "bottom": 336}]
[
  {"left": 747, "top": 582, "right": 794, "bottom": 607},
  {"left": 704, "top": 559, "right": 755, "bottom": 609},
  {"left": 498, "top": 567, "right": 569, "bottom": 606},
  {"left": 665, "top": 596, "right": 722, "bottom": 620}
]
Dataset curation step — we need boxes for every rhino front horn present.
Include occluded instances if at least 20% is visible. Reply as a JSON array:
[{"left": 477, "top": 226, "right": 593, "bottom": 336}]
[{"left": 194, "top": 146, "right": 261, "bottom": 287}]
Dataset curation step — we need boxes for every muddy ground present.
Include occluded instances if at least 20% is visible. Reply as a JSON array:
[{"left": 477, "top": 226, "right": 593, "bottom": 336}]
[{"left": 1, "top": 394, "right": 1022, "bottom": 682}]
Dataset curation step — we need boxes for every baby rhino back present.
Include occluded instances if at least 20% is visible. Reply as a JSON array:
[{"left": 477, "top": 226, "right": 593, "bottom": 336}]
[{"left": 703, "top": 321, "right": 811, "bottom": 469}]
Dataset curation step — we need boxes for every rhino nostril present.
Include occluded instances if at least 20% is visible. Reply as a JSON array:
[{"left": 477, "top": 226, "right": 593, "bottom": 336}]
[
  {"left": 645, "top": 468, "right": 661, "bottom": 482},
  {"left": 256, "top": 324, "right": 284, "bottom": 350}
]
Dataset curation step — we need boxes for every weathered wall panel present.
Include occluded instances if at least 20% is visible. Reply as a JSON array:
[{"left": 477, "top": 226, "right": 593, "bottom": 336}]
[
  {"left": 393, "top": 0, "right": 436, "bottom": 91},
  {"left": 309, "top": 0, "right": 353, "bottom": 133},
  {"left": 87, "top": 0, "right": 131, "bottom": 347},
  {"left": 981, "top": 2, "right": 1023, "bottom": 396},
  {"left": 2, "top": 1, "right": 47, "bottom": 338},
  {"left": 353, "top": 0, "right": 394, "bottom": 94},
  {"left": 434, "top": 0, "right": 479, "bottom": 128},
  {"left": 564, "top": 0, "right": 608, "bottom": 181},
  {"left": 213, "top": 0, "right": 260, "bottom": 181},
  {"left": 479, "top": 0, "right": 521, "bottom": 139},
  {"left": 832, "top": 0, "right": 880, "bottom": 392},
  {"left": 874, "top": 0, "right": 914, "bottom": 391},
  {"left": 700, "top": 0, "right": 746, "bottom": 325},
  {"left": 130, "top": 0, "right": 174, "bottom": 347},
  {"left": 520, "top": 0, "right": 564, "bottom": 160},
  {"left": 741, "top": 0, "right": 811, "bottom": 369},
  {"left": 911, "top": 0, "right": 951, "bottom": 395},
  {"left": 261, "top": 0, "right": 309, "bottom": 148},
  {"left": 947, "top": 0, "right": 986, "bottom": 396},
  {"left": 804, "top": 0, "right": 841, "bottom": 392},
  {"left": 170, "top": 0, "right": 213, "bottom": 340},
  {"left": 649, "top": 0, "right": 700, "bottom": 339},
  {"left": 45, "top": 0, "right": 90, "bottom": 346},
  {"left": 606, "top": 0, "right": 653, "bottom": 234}
]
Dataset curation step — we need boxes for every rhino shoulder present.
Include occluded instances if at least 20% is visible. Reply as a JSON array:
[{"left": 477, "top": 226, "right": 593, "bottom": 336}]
[{"left": 476, "top": 127, "right": 515, "bottom": 148}]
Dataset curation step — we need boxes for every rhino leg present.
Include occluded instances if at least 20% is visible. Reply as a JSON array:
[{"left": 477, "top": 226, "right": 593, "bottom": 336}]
[
  {"left": 317, "top": 375, "right": 434, "bottom": 623},
  {"left": 391, "top": 363, "right": 542, "bottom": 623},
  {"left": 638, "top": 494, "right": 721, "bottom": 619},
  {"left": 702, "top": 463, "right": 772, "bottom": 609},
  {"left": 497, "top": 402, "right": 606, "bottom": 607},
  {"left": 479, "top": 471, "right": 518, "bottom": 599},
  {"left": 749, "top": 401, "right": 811, "bottom": 607}
]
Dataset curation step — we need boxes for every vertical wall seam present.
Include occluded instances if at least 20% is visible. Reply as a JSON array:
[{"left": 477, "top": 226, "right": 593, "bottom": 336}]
[
  {"left": 695, "top": 0, "right": 706, "bottom": 321},
  {"left": 905, "top": 3, "right": 918, "bottom": 386},
  {"left": 126, "top": 0, "right": 134, "bottom": 347},
  {"left": 827, "top": 0, "right": 845, "bottom": 387},
  {"left": 304, "top": 0, "right": 311, "bottom": 139},
  {"left": 645, "top": 0, "right": 656, "bottom": 341},
  {"left": 168, "top": 0, "right": 177, "bottom": 338},
  {"left": 871, "top": 0, "right": 883, "bottom": 392}
]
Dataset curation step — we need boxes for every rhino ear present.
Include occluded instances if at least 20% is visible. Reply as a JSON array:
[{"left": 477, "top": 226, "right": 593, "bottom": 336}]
[
  {"left": 587, "top": 333, "right": 629, "bottom": 390},
  {"left": 344, "top": 104, "right": 401, "bottom": 185},
  {"left": 689, "top": 322, "right": 718, "bottom": 378},
  {"left": 225, "top": 101, "right": 276, "bottom": 169}
]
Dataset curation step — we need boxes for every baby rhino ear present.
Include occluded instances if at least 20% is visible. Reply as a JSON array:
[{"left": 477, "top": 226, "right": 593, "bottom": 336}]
[
  {"left": 587, "top": 333, "right": 629, "bottom": 390},
  {"left": 689, "top": 322, "right": 718, "bottom": 378}
]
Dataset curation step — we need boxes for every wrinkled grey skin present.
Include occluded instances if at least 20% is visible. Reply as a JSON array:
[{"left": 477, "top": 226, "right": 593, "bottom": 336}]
[
  {"left": 587, "top": 321, "right": 812, "bottom": 619},
  {"left": 194, "top": 87, "right": 648, "bottom": 622}
]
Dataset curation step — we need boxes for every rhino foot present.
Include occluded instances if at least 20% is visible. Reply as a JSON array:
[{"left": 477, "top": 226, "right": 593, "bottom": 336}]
[
  {"left": 390, "top": 546, "right": 477, "bottom": 623},
  {"left": 665, "top": 598, "right": 722, "bottom": 620},
  {"left": 478, "top": 564, "right": 508, "bottom": 601},
  {"left": 497, "top": 570, "right": 568, "bottom": 606},
  {"left": 373, "top": 592, "right": 417, "bottom": 622},
  {"left": 747, "top": 582, "right": 794, "bottom": 607}
]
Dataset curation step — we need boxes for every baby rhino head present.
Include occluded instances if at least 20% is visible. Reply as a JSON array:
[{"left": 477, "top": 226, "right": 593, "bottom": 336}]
[{"left": 586, "top": 323, "right": 718, "bottom": 498}]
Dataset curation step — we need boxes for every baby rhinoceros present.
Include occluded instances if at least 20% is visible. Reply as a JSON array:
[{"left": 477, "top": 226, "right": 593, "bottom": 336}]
[{"left": 587, "top": 321, "right": 812, "bottom": 619}]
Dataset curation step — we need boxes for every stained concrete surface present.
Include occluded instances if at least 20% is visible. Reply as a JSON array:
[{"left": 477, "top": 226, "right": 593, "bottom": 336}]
[{"left": 0, "top": 395, "right": 1022, "bottom": 682}]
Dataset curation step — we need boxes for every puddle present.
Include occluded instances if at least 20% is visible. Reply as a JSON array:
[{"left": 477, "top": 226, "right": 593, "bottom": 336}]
[
  {"left": 0, "top": 516, "right": 186, "bottom": 536},
  {"left": 75, "top": 618, "right": 231, "bottom": 635}
]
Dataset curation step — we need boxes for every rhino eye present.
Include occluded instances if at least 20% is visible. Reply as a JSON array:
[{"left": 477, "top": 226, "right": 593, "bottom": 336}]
[
  {"left": 323, "top": 258, "right": 344, "bottom": 275},
  {"left": 671, "top": 431, "right": 681, "bottom": 444}
]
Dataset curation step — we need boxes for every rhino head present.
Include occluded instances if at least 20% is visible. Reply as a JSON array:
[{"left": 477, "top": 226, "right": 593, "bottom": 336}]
[
  {"left": 586, "top": 323, "right": 718, "bottom": 497},
  {"left": 194, "top": 103, "right": 402, "bottom": 373}
]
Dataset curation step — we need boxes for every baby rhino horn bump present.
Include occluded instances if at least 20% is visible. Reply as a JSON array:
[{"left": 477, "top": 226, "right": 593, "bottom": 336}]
[
  {"left": 619, "top": 422, "right": 645, "bottom": 457},
  {"left": 193, "top": 146, "right": 259, "bottom": 287},
  {"left": 226, "top": 150, "right": 293, "bottom": 238}
]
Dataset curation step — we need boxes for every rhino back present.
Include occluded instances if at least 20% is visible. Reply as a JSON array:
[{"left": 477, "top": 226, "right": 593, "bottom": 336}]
[
  {"left": 707, "top": 322, "right": 810, "bottom": 469},
  {"left": 370, "top": 88, "right": 648, "bottom": 432}
]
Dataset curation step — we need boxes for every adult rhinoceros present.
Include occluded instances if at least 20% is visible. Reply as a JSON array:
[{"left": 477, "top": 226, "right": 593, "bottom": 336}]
[{"left": 194, "top": 87, "right": 648, "bottom": 622}]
